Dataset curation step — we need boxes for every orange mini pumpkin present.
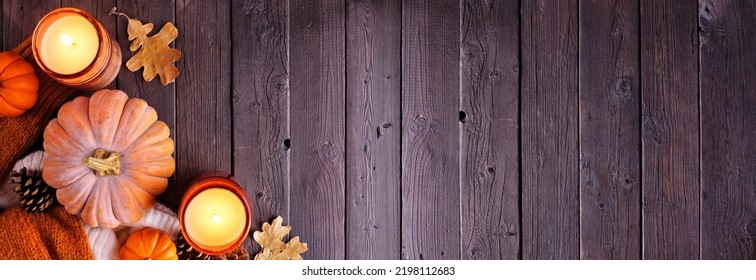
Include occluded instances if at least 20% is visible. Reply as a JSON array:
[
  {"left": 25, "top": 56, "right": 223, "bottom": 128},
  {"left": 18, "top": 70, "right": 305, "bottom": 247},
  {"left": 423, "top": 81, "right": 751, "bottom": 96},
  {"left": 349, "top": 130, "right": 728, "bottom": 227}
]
[
  {"left": 0, "top": 52, "right": 39, "bottom": 117},
  {"left": 42, "top": 89, "right": 175, "bottom": 228},
  {"left": 119, "top": 228, "right": 178, "bottom": 260}
]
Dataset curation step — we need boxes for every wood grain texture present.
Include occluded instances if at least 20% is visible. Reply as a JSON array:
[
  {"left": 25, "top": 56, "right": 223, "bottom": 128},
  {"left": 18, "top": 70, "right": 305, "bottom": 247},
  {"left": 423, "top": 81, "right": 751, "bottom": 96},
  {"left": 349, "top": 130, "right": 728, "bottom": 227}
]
[
  {"left": 231, "top": 0, "right": 290, "bottom": 254},
  {"left": 640, "top": 0, "right": 699, "bottom": 259},
  {"left": 174, "top": 0, "right": 232, "bottom": 206},
  {"left": 698, "top": 0, "right": 756, "bottom": 260},
  {"left": 345, "top": 0, "right": 401, "bottom": 260},
  {"left": 578, "top": 0, "right": 641, "bottom": 259},
  {"left": 5, "top": 0, "right": 756, "bottom": 260},
  {"left": 521, "top": 0, "right": 580, "bottom": 259},
  {"left": 402, "top": 0, "right": 460, "bottom": 260},
  {"left": 289, "top": 0, "right": 346, "bottom": 260},
  {"left": 113, "top": 0, "right": 178, "bottom": 208},
  {"left": 460, "top": 0, "right": 520, "bottom": 260},
  {"left": 2, "top": 0, "right": 60, "bottom": 50}
]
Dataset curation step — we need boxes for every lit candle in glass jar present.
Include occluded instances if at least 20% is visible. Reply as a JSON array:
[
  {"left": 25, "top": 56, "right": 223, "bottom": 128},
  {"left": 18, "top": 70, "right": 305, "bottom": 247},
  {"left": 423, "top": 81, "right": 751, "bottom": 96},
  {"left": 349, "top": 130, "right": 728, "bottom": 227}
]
[
  {"left": 32, "top": 8, "right": 121, "bottom": 90},
  {"left": 180, "top": 172, "right": 251, "bottom": 255},
  {"left": 38, "top": 14, "right": 99, "bottom": 75}
]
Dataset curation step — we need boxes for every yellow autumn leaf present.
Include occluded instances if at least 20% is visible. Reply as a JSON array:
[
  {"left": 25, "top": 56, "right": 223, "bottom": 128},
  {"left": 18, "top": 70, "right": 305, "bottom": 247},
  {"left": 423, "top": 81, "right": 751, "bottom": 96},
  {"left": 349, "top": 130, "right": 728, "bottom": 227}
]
[
  {"left": 111, "top": 8, "right": 180, "bottom": 85},
  {"left": 253, "top": 216, "right": 307, "bottom": 260},
  {"left": 276, "top": 236, "right": 308, "bottom": 260},
  {"left": 253, "top": 216, "right": 290, "bottom": 251},
  {"left": 254, "top": 248, "right": 275, "bottom": 260}
]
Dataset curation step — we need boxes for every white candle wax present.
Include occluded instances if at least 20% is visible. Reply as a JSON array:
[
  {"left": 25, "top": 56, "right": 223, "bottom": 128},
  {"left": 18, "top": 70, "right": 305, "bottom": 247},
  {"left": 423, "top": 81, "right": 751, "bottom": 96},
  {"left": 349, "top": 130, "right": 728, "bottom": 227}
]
[
  {"left": 183, "top": 187, "right": 248, "bottom": 251},
  {"left": 39, "top": 13, "right": 99, "bottom": 75}
]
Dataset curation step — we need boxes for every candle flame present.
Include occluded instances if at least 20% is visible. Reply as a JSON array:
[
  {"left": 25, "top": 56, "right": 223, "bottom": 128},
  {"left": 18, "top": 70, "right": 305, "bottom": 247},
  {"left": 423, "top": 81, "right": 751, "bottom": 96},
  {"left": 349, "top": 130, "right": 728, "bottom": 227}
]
[
  {"left": 212, "top": 211, "right": 222, "bottom": 224},
  {"left": 60, "top": 33, "right": 76, "bottom": 47}
]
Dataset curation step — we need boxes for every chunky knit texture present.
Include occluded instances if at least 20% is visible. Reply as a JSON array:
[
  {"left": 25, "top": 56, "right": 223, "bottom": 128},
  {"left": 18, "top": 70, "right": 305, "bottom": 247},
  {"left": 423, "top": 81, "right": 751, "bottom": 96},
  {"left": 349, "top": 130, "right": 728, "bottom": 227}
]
[{"left": 0, "top": 206, "right": 92, "bottom": 259}]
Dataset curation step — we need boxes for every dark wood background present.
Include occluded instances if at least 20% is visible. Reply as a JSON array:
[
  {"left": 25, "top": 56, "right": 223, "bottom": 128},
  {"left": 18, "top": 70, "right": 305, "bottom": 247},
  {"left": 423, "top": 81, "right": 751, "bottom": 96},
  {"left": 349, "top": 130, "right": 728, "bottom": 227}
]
[{"left": 3, "top": 0, "right": 754, "bottom": 260}]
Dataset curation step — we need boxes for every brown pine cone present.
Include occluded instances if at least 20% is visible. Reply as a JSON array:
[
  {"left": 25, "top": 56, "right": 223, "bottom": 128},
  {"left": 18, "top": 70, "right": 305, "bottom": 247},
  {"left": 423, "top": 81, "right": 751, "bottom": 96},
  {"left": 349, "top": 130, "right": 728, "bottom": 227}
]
[
  {"left": 176, "top": 231, "right": 213, "bottom": 260},
  {"left": 11, "top": 167, "right": 56, "bottom": 212},
  {"left": 215, "top": 246, "right": 249, "bottom": 260}
]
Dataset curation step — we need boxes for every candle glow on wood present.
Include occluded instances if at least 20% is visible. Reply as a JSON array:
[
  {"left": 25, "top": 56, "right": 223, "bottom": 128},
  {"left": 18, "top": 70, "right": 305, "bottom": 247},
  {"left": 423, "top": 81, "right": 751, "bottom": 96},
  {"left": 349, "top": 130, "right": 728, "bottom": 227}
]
[
  {"left": 183, "top": 187, "right": 248, "bottom": 251},
  {"left": 38, "top": 13, "right": 99, "bottom": 75}
]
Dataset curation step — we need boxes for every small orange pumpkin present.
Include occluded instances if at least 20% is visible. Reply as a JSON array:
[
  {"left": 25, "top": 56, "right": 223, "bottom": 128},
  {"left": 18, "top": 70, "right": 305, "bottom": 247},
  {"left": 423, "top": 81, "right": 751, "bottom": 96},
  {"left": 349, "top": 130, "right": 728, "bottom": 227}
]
[
  {"left": 0, "top": 52, "right": 39, "bottom": 117},
  {"left": 119, "top": 228, "right": 178, "bottom": 260}
]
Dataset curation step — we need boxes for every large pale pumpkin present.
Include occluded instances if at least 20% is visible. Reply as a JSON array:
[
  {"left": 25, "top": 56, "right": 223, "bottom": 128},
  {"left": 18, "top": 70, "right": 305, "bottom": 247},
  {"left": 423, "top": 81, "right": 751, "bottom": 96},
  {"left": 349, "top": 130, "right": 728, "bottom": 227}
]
[
  {"left": 0, "top": 52, "right": 39, "bottom": 117},
  {"left": 42, "top": 89, "right": 175, "bottom": 228}
]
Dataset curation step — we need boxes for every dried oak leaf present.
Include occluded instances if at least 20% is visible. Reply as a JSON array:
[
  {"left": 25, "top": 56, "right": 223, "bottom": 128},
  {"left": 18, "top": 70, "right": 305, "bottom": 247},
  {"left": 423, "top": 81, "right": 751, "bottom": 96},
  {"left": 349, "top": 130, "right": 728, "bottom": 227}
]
[
  {"left": 254, "top": 249, "right": 275, "bottom": 260},
  {"left": 253, "top": 216, "right": 307, "bottom": 260},
  {"left": 276, "top": 236, "right": 308, "bottom": 260},
  {"left": 253, "top": 216, "right": 290, "bottom": 251},
  {"left": 111, "top": 8, "right": 181, "bottom": 85}
]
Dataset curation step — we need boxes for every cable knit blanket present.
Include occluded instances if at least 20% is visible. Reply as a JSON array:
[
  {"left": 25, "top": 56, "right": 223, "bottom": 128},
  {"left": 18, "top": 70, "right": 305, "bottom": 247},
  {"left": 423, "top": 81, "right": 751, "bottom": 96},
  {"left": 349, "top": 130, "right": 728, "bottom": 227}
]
[{"left": 0, "top": 206, "right": 92, "bottom": 259}]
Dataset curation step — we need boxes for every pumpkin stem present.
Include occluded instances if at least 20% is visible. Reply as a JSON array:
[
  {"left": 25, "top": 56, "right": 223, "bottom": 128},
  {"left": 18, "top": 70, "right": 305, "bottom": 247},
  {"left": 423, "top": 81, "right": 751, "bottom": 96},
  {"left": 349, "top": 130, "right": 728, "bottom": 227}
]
[{"left": 83, "top": 148, "right": 121, "bottom": 176}]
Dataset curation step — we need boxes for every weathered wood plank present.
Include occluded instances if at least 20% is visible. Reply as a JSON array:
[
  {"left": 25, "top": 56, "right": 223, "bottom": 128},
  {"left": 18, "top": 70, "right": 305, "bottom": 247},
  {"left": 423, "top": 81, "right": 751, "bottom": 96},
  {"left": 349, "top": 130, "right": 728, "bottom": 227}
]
[
  {"left": 640, "top": 0, "right": 699, "bottom": 259},
  {"left": 698, "top": 0, "right": 756, "bottom": 260},
  {"left": 345, "top": 0, "right": 401, "bottom": 260},
  {"left": 402, "top": 0, "right": 460, "bottom": 260},
  {"left": 521, "top": 0, "right": 580, "bottom": 259},
  {"left": 113, "top": 0, "right": 177, "bottom": 209},
  {"left": 174, "top": 0, "right": 232, "bottom": 207},
  {"left": 231, "top": 0, "right": 290, "bottom": 254},
  {"left": 578, "top": 0, "right": 641, "bottom": 259},
  {"left": 460, "top": 0, "right": 520, "bottom": 260},
  {"left": 3, "top": 0, "right": 61, "bottom": 50},
  {"left": 289, "top": 0, "right": 346, "bottom": 260}
]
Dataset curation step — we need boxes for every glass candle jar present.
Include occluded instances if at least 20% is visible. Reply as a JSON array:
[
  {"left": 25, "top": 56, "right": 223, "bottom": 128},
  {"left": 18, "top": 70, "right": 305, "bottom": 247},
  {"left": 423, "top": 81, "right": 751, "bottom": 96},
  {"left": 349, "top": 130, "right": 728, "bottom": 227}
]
[
  {"left": 32, "top": 8, "right": 121, "bottom": 90},
  {"left": 179, "top": 171, "right": 252, "bottom": 255}
]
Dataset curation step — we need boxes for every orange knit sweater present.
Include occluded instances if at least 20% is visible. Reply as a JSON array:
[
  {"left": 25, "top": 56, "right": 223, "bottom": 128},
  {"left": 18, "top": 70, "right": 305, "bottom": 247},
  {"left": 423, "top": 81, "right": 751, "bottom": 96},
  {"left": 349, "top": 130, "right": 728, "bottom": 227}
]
[{"left": 0, "top": 206, "right": 92, "bottom": 259}]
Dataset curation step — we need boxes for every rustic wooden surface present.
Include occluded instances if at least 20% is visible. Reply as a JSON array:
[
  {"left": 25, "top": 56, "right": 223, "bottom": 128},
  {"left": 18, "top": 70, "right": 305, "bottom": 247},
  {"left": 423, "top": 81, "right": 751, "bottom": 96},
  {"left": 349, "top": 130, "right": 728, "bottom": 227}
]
[
  {"left": 579, "top": 0, "right": 641, "bottom": 259},
  {"left": 402, "top": 0, "right": 460, "bottom": 260},
  {"left": 640, "top": 0, "right": 700, "bottom": 259},
  {"left": 698, "top": 0, "right": 755, "bottom": 260},
  {"left": 402, "top": 0, "right": 460, "bottom": 259},
  {"left": 345, "top": 0, "right": 401, "bottom": 260},
  {"left": 231, "top": 0, "right": 290, "bottom": 255},
  {"left": 521, "top": 0, "right": 580, "bottom": 259},
  {"left": 2, "top": 0, "right": 754, "bottom": 260},
  {"left": 460, "top": 0, "right": 520, "bottom": 260},
  {"left": 289, "top": 0, "right": 347, "bottom": 260}
]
